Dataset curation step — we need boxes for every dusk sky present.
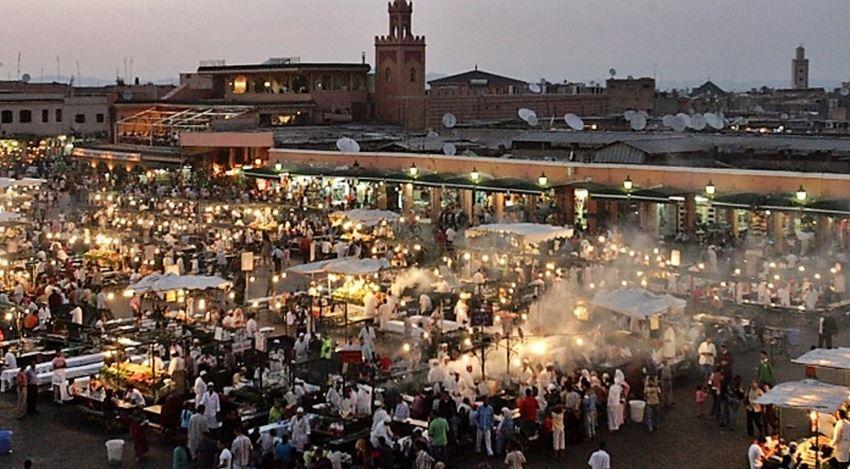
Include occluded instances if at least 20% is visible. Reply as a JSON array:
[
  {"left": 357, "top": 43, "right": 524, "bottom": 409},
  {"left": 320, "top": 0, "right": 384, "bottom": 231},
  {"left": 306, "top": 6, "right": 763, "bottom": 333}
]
[{"left": 3, "top": 0, "right": 849, "bottom": 89}]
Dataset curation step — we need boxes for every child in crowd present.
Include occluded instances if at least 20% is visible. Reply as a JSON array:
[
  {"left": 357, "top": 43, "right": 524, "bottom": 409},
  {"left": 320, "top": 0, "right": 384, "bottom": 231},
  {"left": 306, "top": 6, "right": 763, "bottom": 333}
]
[{"left": 695, "top": 384, "right": 708, "bottom": 418}]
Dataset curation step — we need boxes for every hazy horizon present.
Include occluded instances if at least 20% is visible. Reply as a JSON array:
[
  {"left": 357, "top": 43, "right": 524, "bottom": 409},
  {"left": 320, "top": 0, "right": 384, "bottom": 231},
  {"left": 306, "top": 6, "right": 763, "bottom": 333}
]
[{"left": 3, "top": 0, "right": 849, "bottom": 90}]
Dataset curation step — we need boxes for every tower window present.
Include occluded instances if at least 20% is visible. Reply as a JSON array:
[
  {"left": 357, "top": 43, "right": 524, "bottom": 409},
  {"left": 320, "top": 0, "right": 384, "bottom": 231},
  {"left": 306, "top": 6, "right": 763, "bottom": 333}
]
[
  {"left": 385, "top": 67, "right": 392, "bottom": 84},
  {"left": 410, "top": 68, "right": 416, "bottom": 83}
]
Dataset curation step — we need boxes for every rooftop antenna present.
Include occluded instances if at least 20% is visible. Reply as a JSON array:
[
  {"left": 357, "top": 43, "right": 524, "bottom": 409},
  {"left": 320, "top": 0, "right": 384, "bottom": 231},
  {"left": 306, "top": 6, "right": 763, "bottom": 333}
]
[
  {"left": 16, "top": 52, "right": 21, "bottom": 79},
  {"left": 129, "top": 57, "right": 133, "bottom": 82},
  {"left": 76, "top": 61, "right": 81, "bottom": 86},
  {"left": 123, "top": 57, "right": 128, "bottom": 81},
  {"left": 361, "top": 51, "right": 366, "bottom": 64},
  {"left": 56, "top": 56, "right": 61, "bottom": 82}
]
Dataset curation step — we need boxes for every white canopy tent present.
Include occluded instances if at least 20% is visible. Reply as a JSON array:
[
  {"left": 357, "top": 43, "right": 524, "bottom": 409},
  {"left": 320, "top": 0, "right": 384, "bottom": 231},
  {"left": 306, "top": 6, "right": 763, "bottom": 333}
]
[
  {"left": 0, "top": 211, "right": 23, "bottom": 223},
  {"left": 330, "top": 209, "right": 400, "bottom": 227},
  {"left": 465, "top": 223, "right": 574, "bottom": 245},
  {"left": 129, "top": 273, "right": 231, "bottom": 294},
  {"left": 0, "top": 177, "right": 45, "bottom": 189},
  {"left": 754, "top": 379, "right": 850, "bottom": 411},
  {"left": 792, "top": 348, "right": 850, "bottom": 370},
  {"left": 288, "top": 257, "right": 390, "bottom": 276},
  {"left": 590, "top": 288, "right": 687, "bottom": 319}
]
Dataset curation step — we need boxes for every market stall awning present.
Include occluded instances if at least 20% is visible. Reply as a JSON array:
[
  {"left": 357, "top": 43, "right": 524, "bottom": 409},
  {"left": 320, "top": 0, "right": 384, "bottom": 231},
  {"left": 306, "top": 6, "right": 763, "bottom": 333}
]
[
  {"left": 465, "top": 223, "right": 574, "bottom": 244},
  {"left": 129, "top": 273, "right": 231, "bottom": 294},
  {"left": 590, "top": 288, "right": 686, "bottom": 319},
  {"left": 792, "top": 347, "right": 850, "bottom": 370},
  {"left": 288, "top": 257, "right": 390, "bottom": 276},
  {"left": 754, "top": 379, "right": 850, "bottom": 411},
  {"left": 329, "top": 209, "right": 400, "bottom": 226}
]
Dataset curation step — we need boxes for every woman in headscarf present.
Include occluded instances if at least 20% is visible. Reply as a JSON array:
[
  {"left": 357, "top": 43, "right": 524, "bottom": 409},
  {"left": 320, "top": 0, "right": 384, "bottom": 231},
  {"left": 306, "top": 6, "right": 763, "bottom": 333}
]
[{"left": 496, "top": 407, "right": 515, "bottom": 455}]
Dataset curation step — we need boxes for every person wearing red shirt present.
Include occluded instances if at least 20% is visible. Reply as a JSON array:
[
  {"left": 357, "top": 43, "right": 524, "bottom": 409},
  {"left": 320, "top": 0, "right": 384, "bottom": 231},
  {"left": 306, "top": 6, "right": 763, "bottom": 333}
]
[{"left": 518, "top": 388, "right": 539, "bottom": 437}]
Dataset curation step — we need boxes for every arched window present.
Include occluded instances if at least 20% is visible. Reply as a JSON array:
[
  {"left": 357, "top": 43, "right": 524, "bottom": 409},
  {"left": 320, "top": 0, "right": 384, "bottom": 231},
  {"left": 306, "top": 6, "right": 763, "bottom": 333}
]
[
  {"left": 409, "top": 68, "right": 416, "bottom": 83},
  {"left": 384, "top": 67, "right": 392, "bottom": 84}
]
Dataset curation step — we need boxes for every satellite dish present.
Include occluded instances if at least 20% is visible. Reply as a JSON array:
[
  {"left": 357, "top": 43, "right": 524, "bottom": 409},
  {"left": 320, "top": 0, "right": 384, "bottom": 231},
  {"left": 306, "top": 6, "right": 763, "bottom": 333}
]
[
  {"left": 426, "top": 130, "right": 440, "bottom": 140},
  {"left": 528, "top": 83, "right": 543, "bottom": 94},
  {"left": 122, "top": 90, "right": 134, "bottom": 101},
  {"left": 623, "top": 110, "right": 637, "bottom": 121},
  {"left": 518, "top": 108, "right": 538, "bottom": 127},
  {"left": 629, "top": 114, "right": 647, "bottom": 131},
  {"left": 441, "top": 113, "right": 457, "bottom": 129},
  {"left": 689, "top": 114, "right": 707, "bottom": 130},
  {"left": 841, "top": 87, "right": 850, "bottom": 97},
  {"left": 21, "top": 73, "right": 31, "bottom": 83},
  {"left": 675, "top": 113, "right": 692, "bottom": 129},
  {"left": 609, "top": 68, "right": 617, "bottom": 77},
  {"left": 661, "top": 114, "right": 676, "bottom": 128},
  {"left": 442, "top": 143, "right": 457, "bottom": 156},
  {"left": 753, "top": 105, "right": 765, "bottom": 113},
  {"left": 706, "top": 113, "right": 725, "bottom": 130},
  {"left": 780, "top": 113, "right": 789, "bottom": 120},
  {"left": 336, "top": 137, "right": 360, "bottom": 153},
  {"left": 564, "top": 113, "right": 584, "bottom": 131},
  {"left": 671, "top": 115, "right": 687, "bottom": 132}
]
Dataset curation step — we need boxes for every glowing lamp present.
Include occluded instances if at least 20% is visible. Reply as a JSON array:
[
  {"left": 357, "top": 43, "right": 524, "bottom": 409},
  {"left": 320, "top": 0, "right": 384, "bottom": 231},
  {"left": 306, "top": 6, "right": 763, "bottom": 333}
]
[
  {"left": 705, "top": 180, "right": 716, "bottom": 196},
  {"left": 538, "top": 172, "right": 548, "bottom": 187},
  {"left": 623, "top": 175, "right": 633, "bottom": 191},
  {"left": 796, "top": 186, "right": 807, "bottom": 202}
]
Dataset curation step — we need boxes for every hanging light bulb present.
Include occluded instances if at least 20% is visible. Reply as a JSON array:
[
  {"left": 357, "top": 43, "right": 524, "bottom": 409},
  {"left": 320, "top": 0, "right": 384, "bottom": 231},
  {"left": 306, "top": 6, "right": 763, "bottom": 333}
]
[
  {"left": 470, "top": 167, "right": 480, "bottom": 182},
  {"left": 796, "top": 185, "right": 807, "bottom": 202},
  {"left": 623, "top": 175, "right": 633, "bottom": 191},
  {"left": 537, "top": 172, "right": 548, "bottom": 187},
  {"left": 705, "top": 180, "right": 716, "bottom": 196}
]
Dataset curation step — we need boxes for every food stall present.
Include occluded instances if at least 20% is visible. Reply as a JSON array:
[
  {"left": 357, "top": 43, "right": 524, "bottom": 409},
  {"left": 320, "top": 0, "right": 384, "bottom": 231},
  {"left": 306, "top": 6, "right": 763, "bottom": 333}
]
[
  {"left": 755, "top": 379, "right": 850, "bottom": 468},
  {"left": 792, "top": 347, "right": 850, "bottom": 385}
]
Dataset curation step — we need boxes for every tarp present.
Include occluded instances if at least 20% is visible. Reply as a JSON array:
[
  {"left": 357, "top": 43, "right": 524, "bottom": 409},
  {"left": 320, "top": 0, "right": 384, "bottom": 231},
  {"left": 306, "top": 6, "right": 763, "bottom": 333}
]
[
  {"left": 330, "top": 209, "right": 400, "bottom": 227},
  {"left": 754, "top": 379, "right": 850, "bottom": 411},
  {"left": 288, "top": 257, "right": 390, "bottom": 276},
  {"left": 792, "top": 347, "right": 850, "bottom": 370},
  {"left": 465, "top": 223, "right": 574, "bottom": 244},
  {"left": 590, "top": 288, "right": 687, "bottom": 319},
  {"left": 129, "top": 273, "right": 231, "bottom": 294}
]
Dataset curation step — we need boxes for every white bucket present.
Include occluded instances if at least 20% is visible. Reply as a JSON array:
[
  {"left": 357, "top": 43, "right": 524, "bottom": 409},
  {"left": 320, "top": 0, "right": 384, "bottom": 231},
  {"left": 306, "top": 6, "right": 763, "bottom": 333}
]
[
  {"left": 629, "top": 400, "right": 646, "bottom": 423},
  {"left": 106, "top": 439, "right": 125, "bottom": 464}
]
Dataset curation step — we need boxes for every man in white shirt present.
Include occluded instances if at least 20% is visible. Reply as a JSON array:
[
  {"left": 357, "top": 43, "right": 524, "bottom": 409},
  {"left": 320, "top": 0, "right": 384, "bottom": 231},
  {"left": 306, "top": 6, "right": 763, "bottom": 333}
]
[
  {"left": 831, "top": 409, "right": 850, "bottom": 466},
  {"left": 70, "top": 306, "right": 84, "bottom": 325},
  {"left": 697, "top": 337, "right": 717, "bottom": 379},
  {"left": 218, "top": 439, "right": 233, "bottom": 469},
  {"left": 747, "top": 436, "right": 767, "bottom": 469},
  {"left": 3, "top": 348, "right": 17, "bottom": 370},
  {"left": 588, "top": 441, "right": 611, "bottom": 469}
]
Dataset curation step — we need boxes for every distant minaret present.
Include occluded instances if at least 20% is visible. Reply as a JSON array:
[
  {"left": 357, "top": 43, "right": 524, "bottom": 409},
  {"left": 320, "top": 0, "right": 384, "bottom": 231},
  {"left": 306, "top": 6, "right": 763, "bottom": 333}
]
[{"left": 792, "top": 45, "right": 809, "bottom": 90}]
